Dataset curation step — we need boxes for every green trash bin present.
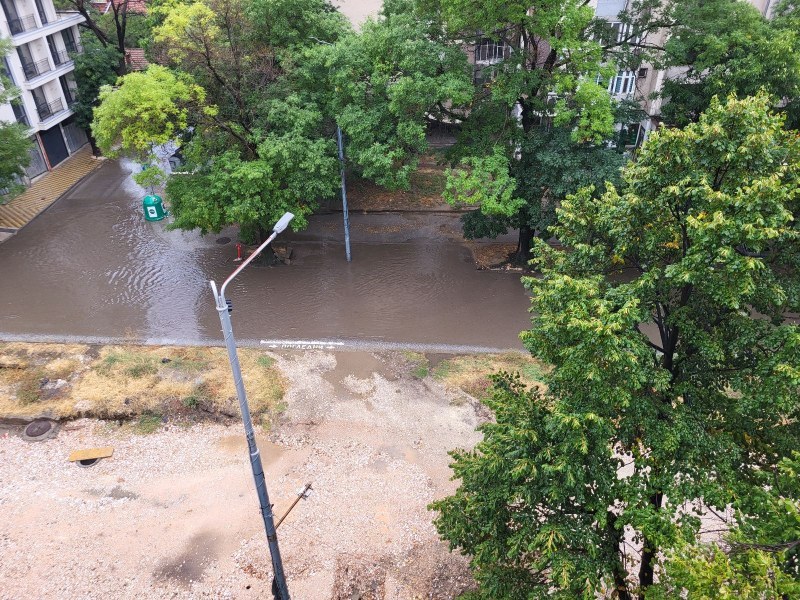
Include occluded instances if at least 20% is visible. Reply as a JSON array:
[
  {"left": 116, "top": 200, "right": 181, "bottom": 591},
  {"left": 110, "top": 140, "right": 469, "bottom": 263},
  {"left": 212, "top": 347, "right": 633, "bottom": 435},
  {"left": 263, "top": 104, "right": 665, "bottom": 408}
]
[{"left": 143, "top": 195, "right": 166, "bottom": 221}]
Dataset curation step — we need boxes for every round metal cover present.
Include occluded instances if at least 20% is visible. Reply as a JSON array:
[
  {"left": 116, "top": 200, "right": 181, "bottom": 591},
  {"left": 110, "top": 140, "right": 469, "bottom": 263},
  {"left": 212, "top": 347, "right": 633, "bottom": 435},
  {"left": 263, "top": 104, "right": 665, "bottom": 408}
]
[
  {"left": 23, "top": 419, "right": 56, "bottom": 441},
  {"left": 25, "top": 420, "right": 52, "bottom": 437}
]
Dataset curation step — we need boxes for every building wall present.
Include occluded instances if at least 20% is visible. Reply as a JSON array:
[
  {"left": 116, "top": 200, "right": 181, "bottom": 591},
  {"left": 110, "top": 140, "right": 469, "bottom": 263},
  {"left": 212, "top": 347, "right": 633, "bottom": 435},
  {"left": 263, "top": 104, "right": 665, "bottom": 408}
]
[
  {"left": 0, "top": 0, "right": 85, "bottom": 182},
  {"left": 595, "top": 0, "right": 770, "bottom": 145}
]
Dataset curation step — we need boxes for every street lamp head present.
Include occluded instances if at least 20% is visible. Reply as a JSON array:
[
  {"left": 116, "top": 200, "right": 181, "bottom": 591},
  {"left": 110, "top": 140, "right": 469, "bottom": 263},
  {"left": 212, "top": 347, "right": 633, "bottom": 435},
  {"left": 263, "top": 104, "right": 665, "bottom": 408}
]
[{"left": 273, "top": 212, "right": 294, "bottom": 234}]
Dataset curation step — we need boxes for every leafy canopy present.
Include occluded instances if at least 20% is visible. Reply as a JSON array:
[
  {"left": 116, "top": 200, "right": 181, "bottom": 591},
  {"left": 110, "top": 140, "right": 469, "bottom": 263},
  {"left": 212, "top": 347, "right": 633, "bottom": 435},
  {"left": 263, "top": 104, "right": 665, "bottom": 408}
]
[
  {"left": 92, "top": 65, "right": 206, "bottom": 160},
  {"left": 93, "top": 0, "right": 347, "bottom": 237},
  {"left": 0, "top": 38, "right": 32, "bottom": 199},
  {"left": 659, "top": 0, "right": 800, "bottom": 127},
  {"left": 433, "top": 94, "right": 800, "bottom": 599},
  {"left": 293, "top": 0, "right": 473, "bottom": 190}
]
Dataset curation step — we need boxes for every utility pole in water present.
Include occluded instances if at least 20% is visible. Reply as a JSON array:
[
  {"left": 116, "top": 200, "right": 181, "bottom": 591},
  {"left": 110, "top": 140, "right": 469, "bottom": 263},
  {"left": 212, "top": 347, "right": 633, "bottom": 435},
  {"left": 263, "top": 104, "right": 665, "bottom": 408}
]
[{"left": 336, "top": 125, "right": 352, "bottom": 262}]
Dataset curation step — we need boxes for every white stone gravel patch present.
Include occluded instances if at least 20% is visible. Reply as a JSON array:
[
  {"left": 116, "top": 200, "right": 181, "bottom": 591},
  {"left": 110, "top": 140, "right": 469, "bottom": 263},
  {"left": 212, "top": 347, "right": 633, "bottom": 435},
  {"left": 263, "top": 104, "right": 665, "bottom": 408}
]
[{"left": 0, "top": 351, "right": 480, "bottom": 599}]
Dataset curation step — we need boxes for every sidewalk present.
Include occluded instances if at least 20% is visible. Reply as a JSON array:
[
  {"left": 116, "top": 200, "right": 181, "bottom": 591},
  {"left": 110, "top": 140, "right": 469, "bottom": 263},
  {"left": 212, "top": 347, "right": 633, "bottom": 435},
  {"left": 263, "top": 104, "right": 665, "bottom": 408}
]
[{"left": 0, "top": 146, "right": 101, "bottom": 239}]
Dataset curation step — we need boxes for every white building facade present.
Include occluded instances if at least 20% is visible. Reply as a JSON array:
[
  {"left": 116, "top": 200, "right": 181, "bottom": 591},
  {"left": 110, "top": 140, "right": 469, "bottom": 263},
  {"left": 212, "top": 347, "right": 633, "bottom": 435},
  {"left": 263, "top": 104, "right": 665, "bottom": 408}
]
[{"left": 0, "top": 0, "right": 87, "bottom": 182}]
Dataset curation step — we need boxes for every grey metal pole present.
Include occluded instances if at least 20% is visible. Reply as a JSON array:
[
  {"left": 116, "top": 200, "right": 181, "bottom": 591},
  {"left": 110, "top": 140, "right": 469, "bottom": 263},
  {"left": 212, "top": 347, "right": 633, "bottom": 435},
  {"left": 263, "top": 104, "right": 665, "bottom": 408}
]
[
  {"left": 209, "top": 213, "right": 295, "bottom": 600},
  {"left": 336, "top": 124, "right": 352, "bottom": 262}
]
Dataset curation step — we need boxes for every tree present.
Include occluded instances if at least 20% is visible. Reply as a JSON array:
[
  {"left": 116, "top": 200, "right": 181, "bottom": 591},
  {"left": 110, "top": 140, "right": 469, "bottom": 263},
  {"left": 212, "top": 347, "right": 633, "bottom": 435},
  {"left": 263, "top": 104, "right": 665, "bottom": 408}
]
[
  {"left": 91, "top": 64, "right": 206, "bottom": 161},
  {"left": 0, "top": 124, "right": 32, "bottom": 199},
  {"left": 55, "top": 0, "right": 147, "bottom": 74},
  {"left": 72, "top": 35, "right": 122, "bottom": 155},
  {"left": 405, "top": 0, "right": 644, "bottom": 263},
  {"left": 91, "top": 0, "right": 348, "bottom": 241},
  {"left": 294, "top": 0, "right": 474, "bottom": 190},
  {"left": 650, "top": 453, "right": 800, "bottom": 598},
  {"left": 658, "top": 0, "right": 800, "bottom": 128},
  {"left": 432, "top": 94, "right": 800, "bottom": 598},
  {"left": 0, "top": 39, "right": 31, "bottom": 199},
  {"left": 447, "top": 126, "right": 627, "bottom": 249}
]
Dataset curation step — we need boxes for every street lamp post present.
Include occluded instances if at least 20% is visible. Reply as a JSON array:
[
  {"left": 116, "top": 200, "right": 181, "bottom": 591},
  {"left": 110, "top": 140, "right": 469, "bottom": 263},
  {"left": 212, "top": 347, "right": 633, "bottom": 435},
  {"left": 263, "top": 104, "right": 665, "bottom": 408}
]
[{"left": 209, "top": 212, "right": 295, "bottom": 600}]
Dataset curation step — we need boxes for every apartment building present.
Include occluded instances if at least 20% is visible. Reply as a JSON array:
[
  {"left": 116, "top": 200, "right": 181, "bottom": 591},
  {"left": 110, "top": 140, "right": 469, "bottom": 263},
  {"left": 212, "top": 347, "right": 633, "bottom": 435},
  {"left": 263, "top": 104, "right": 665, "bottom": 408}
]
[
  {"left": 0, "top": 0, "right": 87, "bottom": 183},
  {"left": 593, "top": 0, "right": 772, "bottom": 147}
]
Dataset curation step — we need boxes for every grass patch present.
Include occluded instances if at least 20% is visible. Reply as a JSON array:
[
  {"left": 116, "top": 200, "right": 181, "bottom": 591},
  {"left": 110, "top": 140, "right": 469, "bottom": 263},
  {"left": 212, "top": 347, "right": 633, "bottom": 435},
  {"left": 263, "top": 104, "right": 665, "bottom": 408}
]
[
  {"left": 0, "top": 343, "right": 288, "bottom": 422},
  {"left": 98, "top": 351, "right": 159, "bottom": 378},
  {"left": 402, "top": 351, "right": 430, "bottom": 379},
  {"left": 135, "top": 412, "right": 163, "bottom": 434},
  {"left": 182, "top": 381, "right": 212, "bottom": 410},
  {"left": 433, "top": 353, "right": 547, "bottom": 398},
  {"left": 16, "top": 369, "right": 46, "bottom": 405},
  {"left": 257, "top": 355, "right": 275, "bottom": 368}
]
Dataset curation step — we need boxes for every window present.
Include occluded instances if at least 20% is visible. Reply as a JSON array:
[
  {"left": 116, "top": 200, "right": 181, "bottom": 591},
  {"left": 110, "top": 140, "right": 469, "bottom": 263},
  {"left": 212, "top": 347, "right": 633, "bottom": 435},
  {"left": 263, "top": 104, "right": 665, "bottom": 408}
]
[
  {"left": 608, "top": 69, "right": 636, "bottom": 96},
  {"left": 603, "top": 21, "right": 642, "bottom": 46},
  {"left": 474, "top": 38, "right": 507, "bottom": 64}
]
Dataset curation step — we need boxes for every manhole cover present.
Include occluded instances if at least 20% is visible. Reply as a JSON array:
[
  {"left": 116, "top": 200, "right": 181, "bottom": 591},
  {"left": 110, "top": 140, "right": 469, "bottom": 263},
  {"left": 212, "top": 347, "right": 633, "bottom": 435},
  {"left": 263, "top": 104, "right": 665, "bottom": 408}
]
[
  {"left": 78, "top": 458, "right": 99, "bottom": 468},
  {"left": 22, "top": 419, "right": 57, "bottom": 441},
  {"left": 216, "top": 237, "right": 231, "bottom": 244},
  {"left": 25, "top": 420, "right": 52, "bottom": 437}
]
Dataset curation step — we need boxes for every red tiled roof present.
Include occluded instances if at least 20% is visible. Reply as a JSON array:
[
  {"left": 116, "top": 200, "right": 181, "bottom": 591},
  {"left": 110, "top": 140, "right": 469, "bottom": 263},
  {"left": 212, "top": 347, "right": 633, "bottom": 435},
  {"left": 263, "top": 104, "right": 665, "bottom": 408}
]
[
  {"left": 90, "top": 1, "right": 110, "bottom": 13},
  {"left": 111, "top": 0, "right": 147, "bottom": 14},
  {"left": 125, "top": 49, "right": 148, "bottom": 71}
]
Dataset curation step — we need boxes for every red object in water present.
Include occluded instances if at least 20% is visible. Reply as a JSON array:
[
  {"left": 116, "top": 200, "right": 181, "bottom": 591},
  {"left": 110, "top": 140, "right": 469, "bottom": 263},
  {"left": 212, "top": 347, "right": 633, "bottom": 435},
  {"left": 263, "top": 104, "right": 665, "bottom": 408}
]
[{"left": 234, "top": 242, "right": 243, "bottom": 262}]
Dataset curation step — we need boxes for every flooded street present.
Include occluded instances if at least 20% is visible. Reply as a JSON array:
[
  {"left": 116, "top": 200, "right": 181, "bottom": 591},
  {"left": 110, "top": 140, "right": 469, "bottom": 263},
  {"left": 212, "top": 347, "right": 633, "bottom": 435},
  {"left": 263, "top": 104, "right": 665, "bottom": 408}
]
[{"left": 0, "top": 161, "right": 531, "bottom": 351}]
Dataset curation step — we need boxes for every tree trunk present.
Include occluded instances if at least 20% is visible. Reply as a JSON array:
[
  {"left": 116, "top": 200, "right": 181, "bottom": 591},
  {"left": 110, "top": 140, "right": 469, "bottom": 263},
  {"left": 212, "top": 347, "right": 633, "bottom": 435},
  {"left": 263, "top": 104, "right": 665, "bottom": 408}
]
[
  {"left": 637, "top": 492, "right": 663, "bottom": 592},
  {"left": 513, "top": 224, "right": 534, "bottom": 266},
  {"left": 608, "top": 512, "right": 632, "bottom": 600},
  {"left": 87, "top": 133, "right": 101, "bottom": 157},
  {"left": 255, "top": 225, "right": 278, "bottom": 265}
]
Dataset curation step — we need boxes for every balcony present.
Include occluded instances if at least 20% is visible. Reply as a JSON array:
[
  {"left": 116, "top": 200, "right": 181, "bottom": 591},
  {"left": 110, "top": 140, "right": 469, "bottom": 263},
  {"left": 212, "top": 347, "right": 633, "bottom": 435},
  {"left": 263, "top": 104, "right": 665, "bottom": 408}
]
[
  {"left": 9, "top": 12, "right": 85, "bottom": 45},
  {"left": 64, "top": 42, "right": 81, "bottom": 55},
  {"left": 51, "top": 49, "right": 71, "bottom": 66},
  {"left": 6, "top": 14, "right": 37, "bottom": 35},
  {"left": 21, "top": 58, "right": 52, "bottom": 81},
  {"left": 35, "top": 97, "right": 65, "bottom": 122}
]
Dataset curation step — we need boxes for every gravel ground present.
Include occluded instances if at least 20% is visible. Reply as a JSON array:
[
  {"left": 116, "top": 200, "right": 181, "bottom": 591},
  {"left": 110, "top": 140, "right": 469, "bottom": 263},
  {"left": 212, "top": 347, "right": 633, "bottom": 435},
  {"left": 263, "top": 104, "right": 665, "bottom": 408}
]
[{"left": 0, "top": 351, "right": 481, "bottom": 599}]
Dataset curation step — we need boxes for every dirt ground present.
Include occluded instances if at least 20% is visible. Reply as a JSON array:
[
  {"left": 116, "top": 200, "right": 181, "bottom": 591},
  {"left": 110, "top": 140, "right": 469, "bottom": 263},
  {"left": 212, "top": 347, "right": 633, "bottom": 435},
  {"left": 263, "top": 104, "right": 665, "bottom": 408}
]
[{"left": 0, "top": 349, "right": 531, "bottom": 599}]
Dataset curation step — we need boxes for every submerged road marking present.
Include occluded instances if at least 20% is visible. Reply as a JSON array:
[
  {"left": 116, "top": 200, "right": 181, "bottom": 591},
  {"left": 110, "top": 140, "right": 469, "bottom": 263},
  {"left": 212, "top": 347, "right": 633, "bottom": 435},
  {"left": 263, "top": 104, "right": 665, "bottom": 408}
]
[
  {"left": 0, "top": 333, "right": 522, "bottom": 355},
  {"left": 261, "top": 340, "right": 346, "bottom": 350}
]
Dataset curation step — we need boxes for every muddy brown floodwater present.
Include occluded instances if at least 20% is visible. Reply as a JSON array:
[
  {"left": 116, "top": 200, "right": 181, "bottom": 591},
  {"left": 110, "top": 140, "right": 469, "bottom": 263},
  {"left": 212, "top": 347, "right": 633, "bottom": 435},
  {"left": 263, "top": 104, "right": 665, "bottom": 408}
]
[{"left": 0, "top": 161, "right": 532, "bottom": 351}]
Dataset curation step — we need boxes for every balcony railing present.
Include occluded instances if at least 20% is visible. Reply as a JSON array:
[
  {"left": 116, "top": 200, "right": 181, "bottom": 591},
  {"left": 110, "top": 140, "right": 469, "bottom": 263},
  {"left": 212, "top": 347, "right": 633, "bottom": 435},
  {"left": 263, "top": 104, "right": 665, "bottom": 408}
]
[
  {"left": 6, "top": 14, "right": 37, "bottom": 35},
  {"left": 35, "top": 97, "right": 65, "bottom": 121},
  {"left": 21, "top": 58, "right": 51, "bottom": 80},
  {"left": 52, "top": 49, "right": 71, "bottom": 66}
]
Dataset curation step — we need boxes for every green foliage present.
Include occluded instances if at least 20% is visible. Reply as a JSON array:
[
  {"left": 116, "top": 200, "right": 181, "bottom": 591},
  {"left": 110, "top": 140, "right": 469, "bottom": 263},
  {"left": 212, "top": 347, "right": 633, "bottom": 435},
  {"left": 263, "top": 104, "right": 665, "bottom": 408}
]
[
  {"left": 72, "top": 35, "right": 122, "bottom": 131},
  {"left": 135, "top": 411, "right": 163, "bottom": 434},
  {"left": 0, "top": 40, "right": 31, "bottom": 198},
  {"left": 0, "top": 123, "right": 32, "bottom": 199},
  {"left": 92, "top": 65, "right": 206, "bottom": 160},
  {"left": 123, "top": 0, "right": 347, "bottom": 236},
  {"left": 432, "top": 374, "right": 620, "bottom": 599},
  {"left": 166, "top": 96, "right": 338, "bottom": 235},
  {"left": 98, "top": 351, "right": 160, "bottom": 378},
  {"left": 257, "top": 355, "right": 275, "bottom": 368},
  {"left": 16, "top": 369, "right": 45, "bottom": 404},
  {"left": 434, "top": 95, "right": 800, "bottom": 598},
  {"left": 294, "top": 0, "right": 472, "bottom": 189},
  {"left": 660, "top": 0, "right": 800, "bottom": 128},
  {"left": 418, "top": 0, "right": 635, "bottom": 259},
  {"left": 652, "top": 453, "right": 800, "bottom": 599},
  {"left": 133, "top": 165, "right": 167, "bottom": 192},
  {"left": 449, "top": 128, "right": 625, "bottom": 256}
]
